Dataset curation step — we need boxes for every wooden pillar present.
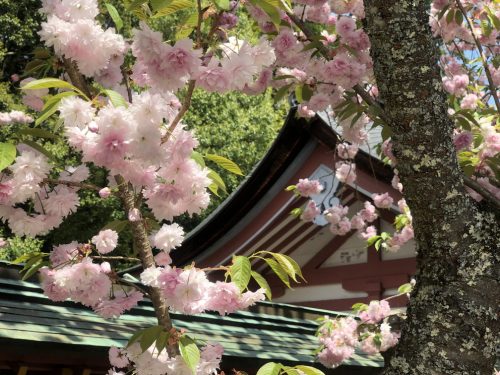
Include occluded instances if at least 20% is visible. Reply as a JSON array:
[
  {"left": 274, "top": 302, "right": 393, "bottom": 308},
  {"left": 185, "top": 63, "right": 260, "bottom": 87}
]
[{"left": 17, "top": 367, "right": 28, "bottom": 375}]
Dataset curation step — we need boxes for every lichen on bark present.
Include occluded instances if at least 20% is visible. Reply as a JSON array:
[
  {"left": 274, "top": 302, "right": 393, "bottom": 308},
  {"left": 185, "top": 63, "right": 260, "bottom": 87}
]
[{"left": 363, "top": 1, "right": 500, "bottom": 373}]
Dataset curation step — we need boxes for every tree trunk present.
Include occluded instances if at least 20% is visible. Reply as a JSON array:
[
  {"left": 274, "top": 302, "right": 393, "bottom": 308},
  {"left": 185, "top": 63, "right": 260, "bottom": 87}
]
[{"left": 363, "top": 1, "right": 500, "bottom": 374}]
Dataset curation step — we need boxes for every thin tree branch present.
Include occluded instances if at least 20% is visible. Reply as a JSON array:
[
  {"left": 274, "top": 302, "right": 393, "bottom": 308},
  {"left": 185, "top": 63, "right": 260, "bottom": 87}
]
[
  {"left": 62, "top": 58, "right": 92, "bottom": 99},
  {"left": 117, "top": 277, "right": 151, "bottom": 297},
  {"left": 455, "top": 0, "right": 500, "bottom": 112},
  {"left": 463, "top": 175, "right": 500, "bottom": 210},
  {"left": 91, "top": 256, "right": 141, "bottom": 262},
  {"left": 161, "top": 79, "right": 196, "bottom": 144},
  {"left": 43, "top": 178, "right": 103, "bottom": 192},
  {"left": 121, "top": 66, "right": 133, "bottom": 103}
]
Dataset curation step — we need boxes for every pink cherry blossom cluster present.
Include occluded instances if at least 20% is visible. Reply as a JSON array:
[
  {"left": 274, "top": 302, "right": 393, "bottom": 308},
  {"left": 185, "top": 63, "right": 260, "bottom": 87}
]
[
  {"left": 58, "top": 90, "right": 212, "bottom": 222},
  {"left": 317, "top": 300, "right": 399, "bottom": 368},
  {"left": 0, "top": 149, "right": 88, "bottom": 236},
  {"left": 140, "top": 266, "right": 265, "bottom": 315},
  {"left": 108, "top": 342, "right": 223, "bottom": 375},
  {"left": 40, "top": 231, "right": 144, "bottom": 318},
  {"left": 300, "top": 199, "right": 378, "bottom": 239},
  {"left": 151, "top": 223, "right": 185, "bottom": 266},
  {"left": 296, "top": 178, "right": 324, "bottom": 197},
  {"left": 132, "top": 23, "right": 276, "bottom": 94},
  {"left": 0, "top": 110, "right": 33, "bottom": 125},
  {"left": 292, "top": 185, "right": 416, "bottom": 252},
  {"left": 39, "top": 0, "right": 126, "bottom": 81}
]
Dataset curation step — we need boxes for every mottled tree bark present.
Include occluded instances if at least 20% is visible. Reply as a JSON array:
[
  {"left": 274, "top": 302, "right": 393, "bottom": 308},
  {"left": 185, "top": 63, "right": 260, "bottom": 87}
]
[{"left": 362, "top": 1, "right": 500, "bottom": 374}]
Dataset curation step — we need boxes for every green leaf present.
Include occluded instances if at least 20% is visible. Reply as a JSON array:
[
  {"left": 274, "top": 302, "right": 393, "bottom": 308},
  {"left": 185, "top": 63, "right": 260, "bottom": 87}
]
[
  {"left": 22, "top": 140, "right": 56, "bottom": 161},
  {"left": 485, "top": 6, "right": 500, "bottom": 30},
  {"left": 351, "top": 302, "right": 368, "bottom": 312},
  {"left": 302, "top": 85, "right": 313, "bottom": 102},
  {"left": 273, "top": 75, "right": 297, "bottom": 81},
  {"left": 285, "top": 185, "right": 296, "bottom": 191},
  {"left": 34, "top": 48, "right": 51, "bottom": 59},
  {"left": 446, "top": 8, "right": 455, "bottom": 24},
  {"left": 338, "top": 102, "right": 360, "bottom": 121},
  {"left": 290, "top": 207, "right": 302, "bottom": 217},
  {"left": 373, "top": 334, "right": 382, "bottom": 348},
  {"left": 139, "top": 326, "right": 163, "bottom": 352},
  {"left": 229, "top": 256, "right": 252, "bottom": 292},
  {"left": 21, "top": 78, "right": 78, "bottom": 91},
  {"left": 13, "top": 252, "right": 37, "bottom": 265},
  {"left": 265, "top": 258, "right": 290, "bottom": 288},
  {"left": 454, "top": 9, "right": 463, "bottom": 25},
  {"left": 366, "top": 235, "right": 380, "bottom": 247},
  {"left": 176, "top": 11, "right": 198, "bottom": 40},
  {"left": 102, "top": 89, "right": 128, "bottom": 107},
  {"left": 374, "top": 239, "right": 382, "bottom": 251},
  {"left": 295, "top": 85, "right": 303, "bottom": 103},
  {"left": 257, "top": 362, "right": 282, "bottom": 375},
  {"left": 250, "top": 0, "right": 281, "bottom": 29},
  {"left": 128, "top": 329, "right": 145, "bottom": 347},
  {"left": 21, "top": 259, "right": 47, "bottom": 280},
  {"left": 251, "top": 271, "right": 272, "bottom": 300},
  {"left": 302, "top": 40, "right": 324, "bottom": 52},
  {"left": 105, "top": 3, "right": 124, "bottom": 31},
  {"left": 35, "top": 102, "right": 61, "bottom": 126},
  {"left": 437, "top": 4, "right": 450, "bottom": 20},
  {"left": 17, "top": 128, "right": 58, "bottom": 140},
  {"left": 213, "top": 0, "right": 230, "bottom": 10},
  {"left": 274, "top": 83, "right": 293, "bottom": 103},
  {"left": 144, "top": 217, "right": 161, "bottom": 233},
  {"left": 455, "top": 115, "right": 471, "bottom": 131},
  {"left": 207, "top": 169, "right": 227, "bottom": 194},
  {"left": 279, "top": 253, "right": 305, "bottom": 281},
  {"left": 155, "top": 331, "right": 169, "bottom": 353},
  {"left": 102, "top": 220, "right": 129, "bottom": 233},
  {"left": 205, "top": 154, "right": 243, "bottom": 176},
  {"left": 481, "top": 19, "right": 493, "bottom": 37},
  {"left": 153, "top": 0, "right": 195, "bottom": 17},
  {"left": 0, "top": 143, "right": 17, "bottom": 172},
  {"left": 34, "top": 91, "right": 77, "bottom": 126},
  {"left": 191, "top": 151, "right": 205, "bottom": 167},
  {"left": 126, "top": 0, "right": 149, "bottom": 10},
  {"left": 43, "top": 91, "right": 78, "bottom": 111},
  {"left": 295, "top": 366, "right": 325, "bottom": 375},
  {"left": 151, "top": 0, "right": 172, "bottom": 11},
  {"left": 25, "top": 59, "right": 47, "bottom": 74},
  {"left": 269, "top": 253, "right": 298, "bottom": 282},
  {"left": 207, "top": 183, "right": 220, "bottom": 197},
  {"left": 398, "top": 283, "right": 412, "bottom": 294},
  {"left": 179, "top": 336, "right": 200, "bottom": 374}
]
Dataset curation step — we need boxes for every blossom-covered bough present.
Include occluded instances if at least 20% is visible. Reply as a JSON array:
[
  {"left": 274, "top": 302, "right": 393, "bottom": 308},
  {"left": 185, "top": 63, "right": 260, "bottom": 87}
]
[{"left": 0, "top": 0, "right": 498, "bottom": 373}]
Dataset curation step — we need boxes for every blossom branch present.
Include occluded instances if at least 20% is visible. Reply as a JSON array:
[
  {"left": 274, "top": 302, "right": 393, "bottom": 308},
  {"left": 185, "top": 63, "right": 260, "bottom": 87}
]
[
  {"left": 91, "top": 255, "right": 141, "bottom": 262},
  {"left": 62, "top": 58, "right": 92, "bottom": 99},
  {"left": 117, "top": 277, "right": 151, "bottom": 298},
  {"left": 121, "top": 66, "right": 133, "bottom": 103},
  {"left": 114, "top": 175, "right": 178, "bottom": 355},
  {"left": 161, "top": 79, "right": 196, "bottom": 143},
  {"left": 463, "top": 175, "right": 500, "bottom": 210},
  {"left": 43, "top": 178, "right": 103, "bottom": 192},
  {"left": 455, "top": 0, "right": 500, "bottom": 112}
]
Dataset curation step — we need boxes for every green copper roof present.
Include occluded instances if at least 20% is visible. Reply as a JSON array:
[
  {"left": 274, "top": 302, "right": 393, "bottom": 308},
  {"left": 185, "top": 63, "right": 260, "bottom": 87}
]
[{"left": 0, "top": 276, "right": 383, "bottom": 368}]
